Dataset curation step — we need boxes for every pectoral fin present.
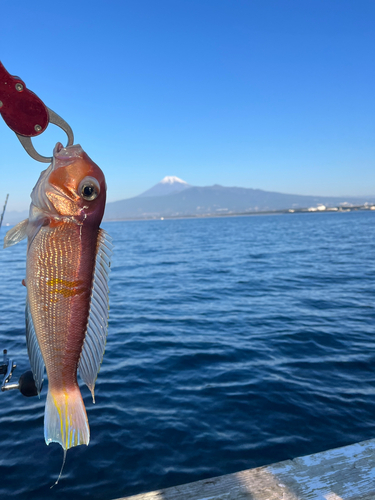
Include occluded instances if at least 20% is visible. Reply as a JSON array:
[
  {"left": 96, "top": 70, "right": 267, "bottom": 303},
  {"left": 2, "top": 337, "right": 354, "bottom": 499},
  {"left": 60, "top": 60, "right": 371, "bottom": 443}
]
[
  {"left": 3, "top": 216, "right": 47, "bottom": 250},
  {"left": 3, "top": 219, "right": 29, "bottom": 248}
]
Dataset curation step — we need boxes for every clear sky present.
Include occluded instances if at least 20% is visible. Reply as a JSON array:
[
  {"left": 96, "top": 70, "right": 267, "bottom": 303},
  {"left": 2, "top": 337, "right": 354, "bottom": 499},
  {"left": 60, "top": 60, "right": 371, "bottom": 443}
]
[{"left": 0, "top": 0, "right": 374, "bottom": 211}]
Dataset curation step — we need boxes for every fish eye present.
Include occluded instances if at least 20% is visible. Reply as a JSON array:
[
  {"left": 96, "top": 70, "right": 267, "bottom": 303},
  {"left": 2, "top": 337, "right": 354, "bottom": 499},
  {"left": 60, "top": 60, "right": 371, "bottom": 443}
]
[{"left": 78, "top": 177, "right": 100, "bottom": 201}]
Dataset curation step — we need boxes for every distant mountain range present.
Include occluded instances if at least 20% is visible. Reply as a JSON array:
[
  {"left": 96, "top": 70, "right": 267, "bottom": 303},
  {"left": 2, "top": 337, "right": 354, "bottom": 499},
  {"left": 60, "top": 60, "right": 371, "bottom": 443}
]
[
  {"left": 3, "top": 176, "right": 375, "bottom": 226},
  {"left": 103, "top": 177, "right": 375, "bottom": 221}
]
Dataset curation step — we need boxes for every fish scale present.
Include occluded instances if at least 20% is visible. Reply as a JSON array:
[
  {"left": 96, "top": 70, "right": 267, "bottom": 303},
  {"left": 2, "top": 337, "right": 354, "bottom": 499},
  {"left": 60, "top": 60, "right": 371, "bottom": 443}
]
[{"left": 27, "top": 223, "right": 94, "bottom": 393}]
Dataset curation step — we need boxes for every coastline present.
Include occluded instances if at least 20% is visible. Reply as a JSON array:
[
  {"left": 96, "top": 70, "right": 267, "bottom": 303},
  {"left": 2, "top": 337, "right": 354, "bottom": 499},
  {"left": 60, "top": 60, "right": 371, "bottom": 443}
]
[{"left": 103, "top": 204, "right": 374, "bottom": 223}]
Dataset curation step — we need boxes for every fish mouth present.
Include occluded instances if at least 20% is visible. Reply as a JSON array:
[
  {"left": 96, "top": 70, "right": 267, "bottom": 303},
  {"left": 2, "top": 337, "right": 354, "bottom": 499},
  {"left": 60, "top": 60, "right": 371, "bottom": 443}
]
[
  {"left": 53, "top": 142, "right": 84, "bottom": 165},
  {"left": 54, "top": 142, "right": 64, "bottom": 155}
]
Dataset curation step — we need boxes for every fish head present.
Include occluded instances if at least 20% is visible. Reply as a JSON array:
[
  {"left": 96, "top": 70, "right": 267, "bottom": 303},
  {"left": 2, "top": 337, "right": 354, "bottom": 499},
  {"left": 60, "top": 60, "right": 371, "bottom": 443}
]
[{"left": 31, "top": 143, "right": 107, "bottom": 226}]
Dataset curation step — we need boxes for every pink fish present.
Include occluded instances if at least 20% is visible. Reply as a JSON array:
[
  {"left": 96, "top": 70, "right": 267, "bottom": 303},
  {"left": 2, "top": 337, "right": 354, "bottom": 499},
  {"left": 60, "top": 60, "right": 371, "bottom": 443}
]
[{"left": 4, "top": 143, "right": 112, "bottom": 454}]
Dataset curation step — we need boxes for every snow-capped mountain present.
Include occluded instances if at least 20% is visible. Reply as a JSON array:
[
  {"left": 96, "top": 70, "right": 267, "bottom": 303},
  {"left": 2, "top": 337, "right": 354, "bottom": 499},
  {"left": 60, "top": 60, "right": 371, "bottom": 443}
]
[
  {"left": 137, "top": 176, "right": 191, "bottom": 197},
  {"left": 103, "top": 183, "right": 375, "bottom": 221}
]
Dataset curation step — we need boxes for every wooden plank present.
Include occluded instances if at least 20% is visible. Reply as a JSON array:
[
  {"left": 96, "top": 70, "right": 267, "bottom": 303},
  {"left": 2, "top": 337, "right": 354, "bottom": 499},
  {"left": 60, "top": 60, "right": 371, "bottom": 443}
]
[{"left": 115, "top": 438, "right": 375, "bottom": 500}]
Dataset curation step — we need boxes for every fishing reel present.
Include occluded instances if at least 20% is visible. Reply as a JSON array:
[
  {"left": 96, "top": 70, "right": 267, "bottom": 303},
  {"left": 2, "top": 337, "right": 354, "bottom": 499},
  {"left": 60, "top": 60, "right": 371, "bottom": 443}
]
[{"left": 0, "top": 349, "right": 40, "bottom": 397}]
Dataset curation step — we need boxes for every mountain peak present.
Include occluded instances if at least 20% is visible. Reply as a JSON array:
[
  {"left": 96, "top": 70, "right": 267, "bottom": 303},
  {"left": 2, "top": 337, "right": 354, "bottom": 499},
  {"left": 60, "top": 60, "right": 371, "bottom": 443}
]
[
  {"left": 137, "top": 176, "right": 191, "bottom": 198},
  {"left": 160, "top": 176, "right": 188, "bottom": 185}
]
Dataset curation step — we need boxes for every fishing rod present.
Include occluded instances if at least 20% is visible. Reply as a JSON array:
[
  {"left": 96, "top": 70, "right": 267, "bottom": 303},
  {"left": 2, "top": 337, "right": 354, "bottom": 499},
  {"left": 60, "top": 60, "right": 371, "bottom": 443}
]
[
  {"left": 0, "top": 197, "right": 37, "bottom": 398},
  {"left": 0, "top": 195, "right": 38, "bottom": 398},
  {"left": 0, "top": 193, "right": 8, "bottom": 229},
  {"left": 0, "top": 349, "right": 40, "bottom": 397}
]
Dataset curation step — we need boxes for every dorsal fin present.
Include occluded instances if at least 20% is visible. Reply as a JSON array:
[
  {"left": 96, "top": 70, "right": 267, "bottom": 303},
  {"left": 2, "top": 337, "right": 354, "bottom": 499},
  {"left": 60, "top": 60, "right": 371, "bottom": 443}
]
[
  {"left": 25, "top": 296, "right": 45, "bottom": 394},
  {"left": 78, "top": 229, "right": 113, "bottom": 402}
]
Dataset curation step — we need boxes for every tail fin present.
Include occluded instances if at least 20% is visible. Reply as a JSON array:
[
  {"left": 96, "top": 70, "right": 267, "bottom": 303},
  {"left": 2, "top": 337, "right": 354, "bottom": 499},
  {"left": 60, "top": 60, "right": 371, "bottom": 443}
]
[{"left": 45, "top": 387, "right": 90, "bottom": 450}]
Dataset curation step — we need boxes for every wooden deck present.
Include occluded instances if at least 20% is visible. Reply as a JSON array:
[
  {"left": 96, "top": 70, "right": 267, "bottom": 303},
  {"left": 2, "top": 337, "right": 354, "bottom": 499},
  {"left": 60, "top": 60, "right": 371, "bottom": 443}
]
[{"left": 116, "top": 438, "right": 375, "bottom": 500}]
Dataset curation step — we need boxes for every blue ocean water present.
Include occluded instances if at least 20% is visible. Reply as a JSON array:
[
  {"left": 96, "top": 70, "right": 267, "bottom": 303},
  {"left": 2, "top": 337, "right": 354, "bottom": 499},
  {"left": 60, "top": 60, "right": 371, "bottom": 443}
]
[{"left": 0, "top": 211, "right": 375, "bottom": 499}]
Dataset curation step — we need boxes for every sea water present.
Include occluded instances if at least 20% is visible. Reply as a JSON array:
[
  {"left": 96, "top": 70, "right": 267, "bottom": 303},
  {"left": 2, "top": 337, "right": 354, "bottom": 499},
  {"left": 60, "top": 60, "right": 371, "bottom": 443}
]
[{"left": 0, "top": 211, "right": 375, "bottom": 499}]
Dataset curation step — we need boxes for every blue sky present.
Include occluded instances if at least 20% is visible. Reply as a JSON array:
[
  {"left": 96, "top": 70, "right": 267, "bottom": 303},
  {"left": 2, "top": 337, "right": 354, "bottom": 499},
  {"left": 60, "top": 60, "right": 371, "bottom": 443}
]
[{"left": 0, "top": 0, "right": 374, "bottom": 211}]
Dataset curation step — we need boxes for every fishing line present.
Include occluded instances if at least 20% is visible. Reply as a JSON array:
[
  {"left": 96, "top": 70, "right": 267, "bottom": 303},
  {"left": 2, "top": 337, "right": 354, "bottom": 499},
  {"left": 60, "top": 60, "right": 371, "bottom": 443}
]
[{"left": 50, "top": 449, "right": 67, "bottom": 489}]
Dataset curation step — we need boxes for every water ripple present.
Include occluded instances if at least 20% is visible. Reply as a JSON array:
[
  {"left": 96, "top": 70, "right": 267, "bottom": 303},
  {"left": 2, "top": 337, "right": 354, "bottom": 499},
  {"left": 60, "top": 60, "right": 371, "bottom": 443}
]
[{"left": 0, "top": 212, "right": 375, "bottom": 499}]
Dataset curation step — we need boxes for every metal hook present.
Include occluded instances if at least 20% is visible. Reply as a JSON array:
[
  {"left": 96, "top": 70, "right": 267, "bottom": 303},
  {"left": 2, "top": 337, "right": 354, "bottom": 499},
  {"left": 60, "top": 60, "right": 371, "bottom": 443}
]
[{"left": 15, "top": 107, "right": 74, "bottom": 163}]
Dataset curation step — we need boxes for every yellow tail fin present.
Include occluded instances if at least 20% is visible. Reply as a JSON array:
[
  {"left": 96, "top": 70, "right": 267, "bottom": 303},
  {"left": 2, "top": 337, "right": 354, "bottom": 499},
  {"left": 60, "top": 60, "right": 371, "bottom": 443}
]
[{"left": 44, "top": 387, "right": 90, "bottom": 450}]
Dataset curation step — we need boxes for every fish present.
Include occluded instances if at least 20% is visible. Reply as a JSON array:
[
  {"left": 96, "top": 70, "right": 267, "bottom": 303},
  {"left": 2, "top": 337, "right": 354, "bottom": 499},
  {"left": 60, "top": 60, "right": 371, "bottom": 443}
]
[{"left": 4, "top": 142, "right": 112, "bottom": 454}]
